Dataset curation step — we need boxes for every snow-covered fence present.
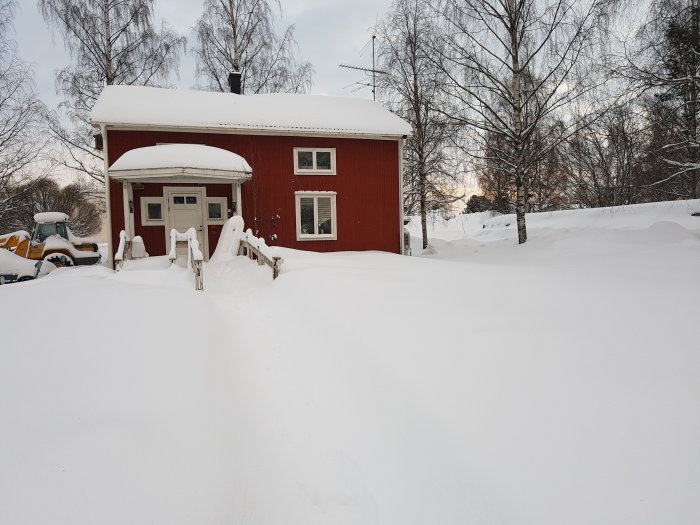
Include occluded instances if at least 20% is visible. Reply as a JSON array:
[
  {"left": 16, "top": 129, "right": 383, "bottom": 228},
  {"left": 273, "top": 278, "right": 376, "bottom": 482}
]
[
  {"left": 114, "top": 230, "right": 131, "bottom": 270},
  {"left": 239, "top": 228, "right": 284, "bottom": 279},
  {"left": 210, "top": 216, "right": 283, "bottom": 279},
  {"left": 169, "top": 228, "right": 204, "bottom": 291}
]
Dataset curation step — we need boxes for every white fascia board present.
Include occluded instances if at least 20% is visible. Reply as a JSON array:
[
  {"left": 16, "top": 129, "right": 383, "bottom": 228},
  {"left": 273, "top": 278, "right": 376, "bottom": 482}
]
[
  {"left": 108, "top": 167, "right": 253, "bottom": 182},
  {"left": 96, "top": 123, "right": 411, "bottom": 141}
]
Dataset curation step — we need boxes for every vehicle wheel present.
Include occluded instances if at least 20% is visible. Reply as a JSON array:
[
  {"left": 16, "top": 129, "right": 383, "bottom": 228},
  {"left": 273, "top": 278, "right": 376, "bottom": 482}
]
[{"left": 44, "top": 253, "right": 75, "bottom": 268}]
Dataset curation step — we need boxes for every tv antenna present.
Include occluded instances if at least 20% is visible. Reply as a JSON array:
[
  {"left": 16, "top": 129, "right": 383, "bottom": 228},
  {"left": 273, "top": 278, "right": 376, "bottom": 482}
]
[{"left": 339, "top": 35, "right": 387, "bottom": 101}]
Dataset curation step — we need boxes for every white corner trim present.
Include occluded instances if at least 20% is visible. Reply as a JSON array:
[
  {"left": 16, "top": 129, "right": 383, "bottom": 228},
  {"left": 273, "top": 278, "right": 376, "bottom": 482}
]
[{"left": 101, "top": 124, "right": 114, "bottom": 269}]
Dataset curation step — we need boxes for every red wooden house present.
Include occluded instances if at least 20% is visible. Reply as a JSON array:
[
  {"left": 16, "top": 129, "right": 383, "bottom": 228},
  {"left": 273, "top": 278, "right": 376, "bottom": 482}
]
[{"left": 91, "top": 85, "right": 411, "bottom": 267}]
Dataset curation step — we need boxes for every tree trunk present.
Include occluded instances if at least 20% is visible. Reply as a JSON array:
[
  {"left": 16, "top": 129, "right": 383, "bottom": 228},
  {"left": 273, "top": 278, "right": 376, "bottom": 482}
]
[
  {"left": 419, "top": 171, "right": 428, "bottom": 249},
  {"left": 508, "top": 0, "right": 527, "bottom": 244},
  {"left": 103, "top": 0, "right": 113, "bottom": 84},
  {"left": 515, "top": 176, "right": 527, "bottom": 244},
  {"left": 690, "top": 0, "right": 699, "bottom": 198}
]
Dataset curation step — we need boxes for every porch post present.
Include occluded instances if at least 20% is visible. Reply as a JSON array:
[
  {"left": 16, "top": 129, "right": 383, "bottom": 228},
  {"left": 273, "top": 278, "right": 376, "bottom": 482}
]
[
  {"left": 236, "top": 183, "right": 243, "bottom": 215},
  {"left": 127, "top": 182, "right": 135, "bottom": 236},
  {"left": 121, "top": 181, "right": 132, "bottom": 240}
]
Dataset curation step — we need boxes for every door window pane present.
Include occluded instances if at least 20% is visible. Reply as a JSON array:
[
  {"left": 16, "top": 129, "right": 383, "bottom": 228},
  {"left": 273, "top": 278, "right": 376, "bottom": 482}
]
[
  {"left": 185, "top": 196, "right": 197, "bottom": 204},
  {"left": 147, "top": 203, "right": 162, "bottom": 220},
  {"left": 297, "top": 150, "right": 313, "bottom": 169},
  {"left": 300, "top": 197, "right": 315, "bottom": 234},
  {"left": 316, "top": 151, "right": 332, "bottom": 170},
  {"left": 173, "top": 196, "right": 185, "bottom": 204}
]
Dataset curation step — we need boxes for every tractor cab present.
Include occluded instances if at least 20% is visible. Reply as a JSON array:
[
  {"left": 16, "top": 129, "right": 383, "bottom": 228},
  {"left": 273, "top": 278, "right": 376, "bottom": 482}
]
[{"left": 32, "top": 214, "right": 71, "bottom": 243}]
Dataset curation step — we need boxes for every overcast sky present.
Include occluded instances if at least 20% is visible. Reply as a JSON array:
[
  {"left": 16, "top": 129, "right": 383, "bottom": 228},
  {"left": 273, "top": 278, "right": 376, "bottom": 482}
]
[{"left": 13, "top": 0, "right": 394, "bottom": 110}]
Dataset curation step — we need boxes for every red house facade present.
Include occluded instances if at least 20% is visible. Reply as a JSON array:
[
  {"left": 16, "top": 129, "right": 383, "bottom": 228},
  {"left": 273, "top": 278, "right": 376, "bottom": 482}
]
[{"left": 91, "top": 86, "right": 411, "bottom": 267}]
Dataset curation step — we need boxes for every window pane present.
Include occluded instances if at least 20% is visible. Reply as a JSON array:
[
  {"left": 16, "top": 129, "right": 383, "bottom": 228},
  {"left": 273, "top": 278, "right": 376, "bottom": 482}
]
[
  {"left": 55, "top": 222, "right": 69, "bottom": 240},
  {"left": 297, "top": 150, "right": 313, "bottom": 169},
  {"left": 147, "top": 202, "right": 162, "bottom": 220},
  {"left": 300, "top": 197, "right": 315, "bottom": 234},
  {"left": 316, "top": 151, "right": 332, "bottom": 170},
  {"left": 35, "top": 223, "right": 56, "bottom": 242},
  {"left": 173, "top": 196, "right": 185, "bottom": 204},
  {"left": 208, "top": 202, "right": 222, "bottom": 219},
  {"left": 186, "top": 196, "right": 197, "bottom": 204},
  {"left": 317, "top": 197, "right": 333, "bottom": 234}
]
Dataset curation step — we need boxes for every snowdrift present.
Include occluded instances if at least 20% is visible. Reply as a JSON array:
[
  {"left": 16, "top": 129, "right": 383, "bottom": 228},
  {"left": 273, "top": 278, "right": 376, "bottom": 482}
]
[{"left": 1, "top": 200, "right": 699, "bottom": 525}]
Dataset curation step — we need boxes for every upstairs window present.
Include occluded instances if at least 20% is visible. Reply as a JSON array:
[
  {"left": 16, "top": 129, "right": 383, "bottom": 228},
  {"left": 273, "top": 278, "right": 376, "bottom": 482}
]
[
  {"left": 294, "top": 148, "right": 336, "bottom": 175},
  {"left": 295, "top": 192, "right": 337, "bottom": 240}
]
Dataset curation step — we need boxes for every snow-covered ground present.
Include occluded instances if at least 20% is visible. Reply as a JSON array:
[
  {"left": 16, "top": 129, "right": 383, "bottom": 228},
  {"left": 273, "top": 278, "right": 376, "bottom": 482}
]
[{"left": 1, "top": 200, "right": 699, "bottom": 525}]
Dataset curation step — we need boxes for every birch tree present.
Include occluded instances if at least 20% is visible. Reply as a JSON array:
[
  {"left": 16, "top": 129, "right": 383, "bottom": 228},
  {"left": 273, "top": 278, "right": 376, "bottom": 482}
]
[
  {"left": 623, "top": 0, "right": 700, "bottom": 198},
  {"left": 435, "top": 0, "right": 613, "bottom": 243},
  {"left": 193, "top": 0, "right": 313, "bottom": 93},
  {"left": 0, "top": 0, "right": 48, "bottom": 229},
  {"left": 378, "top": 0, "right": 462, "bottom": 249},
  {"left": 39, "top": 0, "right": 186, "bottom": 183}
]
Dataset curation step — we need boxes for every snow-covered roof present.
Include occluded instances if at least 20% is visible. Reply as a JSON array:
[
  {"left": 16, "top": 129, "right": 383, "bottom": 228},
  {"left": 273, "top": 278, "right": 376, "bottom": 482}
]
[
  {"left": 110, "top": 144, "right": 252, "bottom": 173},
  {"left": 34, "top": 212, "right": 70, "bottom": 223},
  {"left": 91, "top": 85, "right": 413, "bottom": 138}
]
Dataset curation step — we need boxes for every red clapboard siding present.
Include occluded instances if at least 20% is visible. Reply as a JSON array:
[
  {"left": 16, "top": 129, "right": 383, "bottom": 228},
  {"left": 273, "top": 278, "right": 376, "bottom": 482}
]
[{"left": 107, "top": 130, "right": 401, "bottom": 256}]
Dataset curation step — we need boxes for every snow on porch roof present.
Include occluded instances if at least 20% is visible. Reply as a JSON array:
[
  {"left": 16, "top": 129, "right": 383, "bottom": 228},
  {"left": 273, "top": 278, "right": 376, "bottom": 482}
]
[
  {"left": 91, "top": 85, "right": 413, "bottom": 137},
  {"left": 110, "top": 144, "right": 252, "bottom": 174}
]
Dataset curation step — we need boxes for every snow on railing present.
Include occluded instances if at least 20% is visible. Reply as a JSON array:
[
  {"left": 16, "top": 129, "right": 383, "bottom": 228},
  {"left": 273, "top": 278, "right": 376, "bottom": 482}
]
[
  {"left": 240, "top": 227, "right": 284, "bottom": 280},
  {"left": 169, "top": 228, "right": 204, "bottom": 290},
  {"left": 114, "top": 230, "right": 130, "bottom": 270},
  {"left": 210, "top": 215, "right": 245, "bottom": 261},
  {"left": 210, "top": 216, "right": 283, "bottom": 279}
]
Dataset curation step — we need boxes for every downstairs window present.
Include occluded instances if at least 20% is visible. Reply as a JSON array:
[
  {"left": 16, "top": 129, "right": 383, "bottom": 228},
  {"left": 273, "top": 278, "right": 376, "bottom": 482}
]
[{"left": 295, "top": 192, "right": 337, "bottom": 240}]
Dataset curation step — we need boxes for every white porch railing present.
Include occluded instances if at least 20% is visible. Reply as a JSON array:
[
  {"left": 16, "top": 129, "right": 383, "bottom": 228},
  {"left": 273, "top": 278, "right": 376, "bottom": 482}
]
[
  {"left": 168, "top": 228, "right": 204, "bottom": 291},
  {"left": 210, "top": 216, "right": 283, "bottom": 280},
  {"left": 239, "top": 228, "right": 284, "bottom": 279},
  {"left": 115, "top": 230, "right": 131, "bottom": 270}
]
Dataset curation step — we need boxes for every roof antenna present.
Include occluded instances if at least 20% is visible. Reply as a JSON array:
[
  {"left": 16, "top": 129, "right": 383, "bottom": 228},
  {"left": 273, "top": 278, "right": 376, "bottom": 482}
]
[{"left": 340, "top": 35, "right": 386, "bottom": 101}]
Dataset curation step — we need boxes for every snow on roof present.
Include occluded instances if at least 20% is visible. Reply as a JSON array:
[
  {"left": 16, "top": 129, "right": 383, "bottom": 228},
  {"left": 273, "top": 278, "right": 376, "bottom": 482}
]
[
  {"left": 110, "top": 144, "right": 252, "bottom": 173},
  {"left": 34, "top": 212, "right": 70, "bottom": 223},
  {"left": 91, "top": 85, "right": 413, "bottom": 137}
]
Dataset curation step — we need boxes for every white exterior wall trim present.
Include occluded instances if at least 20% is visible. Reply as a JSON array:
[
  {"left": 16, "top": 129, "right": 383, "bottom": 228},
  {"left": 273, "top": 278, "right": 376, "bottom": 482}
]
[
  {"left": 101, "top": 124, "right": 114, "bottom": 269},
  {"left": 94, "top": 123, "right": 410, "bottom": 141}
]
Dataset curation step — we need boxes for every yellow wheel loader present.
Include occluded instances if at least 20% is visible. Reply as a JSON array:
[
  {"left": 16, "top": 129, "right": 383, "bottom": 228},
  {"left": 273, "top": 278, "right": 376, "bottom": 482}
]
[{"left": 0, "top": 212, "right": 100, "bottom": 267}]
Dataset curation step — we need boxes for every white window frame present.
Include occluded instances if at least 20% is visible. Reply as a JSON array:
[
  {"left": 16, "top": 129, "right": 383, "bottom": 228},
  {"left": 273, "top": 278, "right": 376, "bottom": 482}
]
[
  {"left": 140, "top": 196, "right": 165, "bottom": 226},
  {"left": 295, "top": 191, "right": 337, "bottom": 241},
  {"left": 293, "top": 148, "right": 336, "bottom": 175},
  {"left": 205, "top": 197, "right": 227, "bottom": 224}
]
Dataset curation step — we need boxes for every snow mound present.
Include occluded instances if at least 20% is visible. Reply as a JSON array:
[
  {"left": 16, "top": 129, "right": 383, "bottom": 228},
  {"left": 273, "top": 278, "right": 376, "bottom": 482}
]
[
  {"left": 1, "top": 199, "right": 699, "bottom": 525},
  {"left": 34, "top": 211, "right": 69, "bottom": 223},
  {"left": 110, "top": 144, "right": 252, "bottom": 174},
  {"left": 91, "top": 85, "right": 413, "bottom": 137}
]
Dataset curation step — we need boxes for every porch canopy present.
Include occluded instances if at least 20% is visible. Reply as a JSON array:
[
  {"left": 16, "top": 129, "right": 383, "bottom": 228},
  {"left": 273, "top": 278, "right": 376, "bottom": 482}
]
[{"left": 109, "top": 144, "right": 252, "bottom": 183}]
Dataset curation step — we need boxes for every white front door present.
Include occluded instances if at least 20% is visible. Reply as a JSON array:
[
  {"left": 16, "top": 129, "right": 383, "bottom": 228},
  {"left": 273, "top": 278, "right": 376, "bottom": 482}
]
[{"left": 166, "top": 190, "right": 206, "bottom": 259}]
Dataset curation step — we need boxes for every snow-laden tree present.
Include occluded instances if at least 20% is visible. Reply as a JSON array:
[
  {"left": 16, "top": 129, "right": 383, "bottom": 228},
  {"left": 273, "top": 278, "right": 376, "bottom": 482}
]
[
  {"left": 377, "top": 0, "right": 462, "bottom": 250},
  {"left": 6, "top": 178, "right": 102, "bottom": 236},
  {"left": 623, "top": 0, "right": 700, "bottom": 198},
  {"left": 434, "top": 0, "right": 614, "bottom": 243},
  {"left": 0, "top": 0, "right": 48, "bottom": 230},
  {"left": 38, "top": 0, "right": 186, "bottom": 183},
  {"left": 561, "top": 105, "right": 648, "bottom": 207},
  {"left": 193, "top": 0, "right": 313, "bottom": 94}
]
